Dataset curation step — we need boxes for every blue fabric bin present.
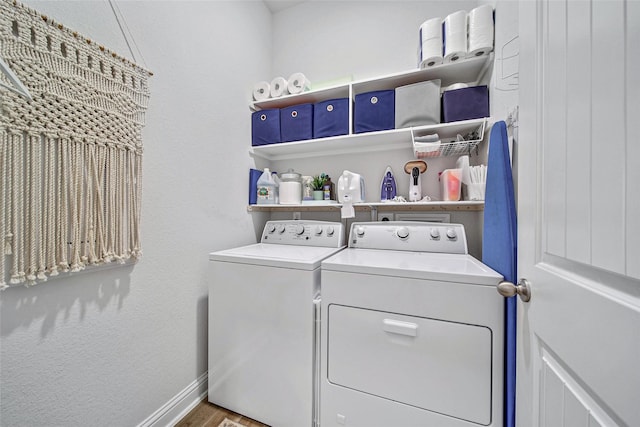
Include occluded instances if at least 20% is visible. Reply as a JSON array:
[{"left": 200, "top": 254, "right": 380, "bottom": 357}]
[
  {"left": 354, "top": 90, "right": 395, "bottom": 133},
  {"left": 251, "top": 109, "right": 281, "bottom": 146},
  {"left": 248, "top": 168, "right": 262, "bottom": 204},
  {"left": 442, "top": 85, "right": 490, "bottom": 123},
  {"left": 281, "top": 103, "right": 314, "bottom": 142},
  {"left": 313, "top": 98, "right": 349, "bottom": 138}
]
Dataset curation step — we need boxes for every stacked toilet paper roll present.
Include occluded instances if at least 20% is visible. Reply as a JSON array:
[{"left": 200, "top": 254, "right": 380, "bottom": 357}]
[
  {"left": 253, "top": 73, "right": 310, "bottom": 101},
  {"left": 270, "top": 76, "right": 289, "bottom": 98},
  {"left": 468, "top": 5, "right": 494, "bottom": 57},
  {"left": 253, "top": 81, "right": 270, "bottom": 101},
  {"left": 418, "top": 17, "right": 443, "bottom": 68},
  {"left": 287, "top": 72, "right": 311, "bottom": 94},
  {"left": 443, "top": 10, "right": 467, "bottom": 63}
]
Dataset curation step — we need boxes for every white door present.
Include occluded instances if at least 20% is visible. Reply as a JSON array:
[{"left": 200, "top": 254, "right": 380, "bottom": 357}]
[{"left": 517, "top": 1, "right": 640, "bottom": 426}]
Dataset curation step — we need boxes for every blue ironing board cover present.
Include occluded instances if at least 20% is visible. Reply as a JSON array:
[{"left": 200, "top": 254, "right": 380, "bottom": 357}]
[{"left": 482, "top": 120, "right": 517, "bottom": 427}]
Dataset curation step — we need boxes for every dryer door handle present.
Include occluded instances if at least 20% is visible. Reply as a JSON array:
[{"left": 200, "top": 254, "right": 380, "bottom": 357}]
[{"left": 383, "top": 319, "right": 418, "bottom": 337}]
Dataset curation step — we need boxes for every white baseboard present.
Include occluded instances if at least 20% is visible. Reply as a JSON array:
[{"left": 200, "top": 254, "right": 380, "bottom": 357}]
[{"left": 138, "top": 371, "right": 208, "bottom": 427}]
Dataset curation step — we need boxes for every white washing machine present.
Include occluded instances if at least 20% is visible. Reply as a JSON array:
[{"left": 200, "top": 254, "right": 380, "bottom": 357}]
[
  {"left": 208, "top": 220, "right": 345, "bottom": 427},
  {"left": 320, "top": 221, "right": 504, "bottom": 427}
]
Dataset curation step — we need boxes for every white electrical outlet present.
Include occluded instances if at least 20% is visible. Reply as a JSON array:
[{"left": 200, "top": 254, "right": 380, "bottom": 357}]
[{"left": 377, "top": 212, "right": 394, "bottom": 222}]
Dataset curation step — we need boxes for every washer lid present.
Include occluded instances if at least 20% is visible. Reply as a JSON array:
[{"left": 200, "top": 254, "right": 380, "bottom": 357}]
[
  {"left": 210, "top": 243, "right": 345, "bottom": 270},
  {"left": 321, "top": 248, "right": 502, "bottom": 285}
]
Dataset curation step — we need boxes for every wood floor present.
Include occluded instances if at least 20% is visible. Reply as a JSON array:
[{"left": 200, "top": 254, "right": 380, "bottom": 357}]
[{"left": 175, "top": 399, "right": 269, "bottom": 427}]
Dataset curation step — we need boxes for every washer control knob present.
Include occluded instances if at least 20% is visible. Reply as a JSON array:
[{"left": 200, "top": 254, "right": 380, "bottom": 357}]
[
  {"left": 277, "top": 224, "right": 286, "bottom": 234},
  {"left": 267, "top": 224, "right": 276, "bottom": 233},
  {"left": 326, "top": 226, "right": 335, "bottom": 236},
  {"left": 355, "top": 226, "right": 365, "bottom": 237},
  {"left": 295, "top": 224, "right": 305, "bottom": 235},
  {"left": 430, "top": 228, "right": 440, "bottom": 239},
  {"left": 446, "top": 228, "right": 457, "bottom": 240},
  {"left": 396, "top": 226, "right": 410, "bottom": 239},
  {"left": 314, "top": 226, "right": 323, "bottom": 236}
]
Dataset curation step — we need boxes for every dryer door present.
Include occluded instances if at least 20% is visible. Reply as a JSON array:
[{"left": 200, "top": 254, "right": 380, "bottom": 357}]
[{"left": 327, "top": 304, "right": 493, "bottom": 425}]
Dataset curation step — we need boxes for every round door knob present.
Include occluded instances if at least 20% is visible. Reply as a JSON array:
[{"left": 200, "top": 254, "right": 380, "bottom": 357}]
[
  {"left": 396, "top": 226, "right": 409, "bottom": 239},
  {"left": 430, "top": 228, "right": 440, "bottom": 239},
  {"left": 497, "top": 279, "right": 532, "bottom": 302},
  {"left": 277, "top": 224, "right": 286, "bottom": 234},
  {"left": 314, "top": 226, "right": 323, "bottom": 235},
  {"left": 355, "top": 226, "right": 365, "bottom": 237},
  {"left": 326, "top": 226, "right": 335, "bottom": 236},
  {"left": 295, "top": 224, "right": 305, "bottom": 235}
]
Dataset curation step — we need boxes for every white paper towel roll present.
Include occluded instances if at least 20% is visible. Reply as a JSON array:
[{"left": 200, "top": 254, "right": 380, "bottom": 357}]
[
  {"left": 253, "top": 81, "right": 270, "bottom": 101},
  {"left": 419, "top": 17, "right": 443, "bottom": 68},
  {"left": 468, "top": 5, "right": 494, "bottom": 57},
  {"left": 287, "top": 72, "right": 311, "bottom": 94},
  {"left": 443, "top": 10, "right": 467, "bottom": 63},
  {"left": 270, "top": 76, "right": 288, "bottom": 98}
]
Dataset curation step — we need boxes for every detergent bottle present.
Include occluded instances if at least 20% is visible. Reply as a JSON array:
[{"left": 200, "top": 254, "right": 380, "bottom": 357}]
[{"left": 256, "top": 168, "right": 278, "bottom": 205}]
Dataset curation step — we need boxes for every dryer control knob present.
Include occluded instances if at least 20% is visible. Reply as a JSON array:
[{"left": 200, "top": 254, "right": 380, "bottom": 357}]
[
  {"left": 326, "top": 226, "right": 335, "bottom": 236},
  {"left": 355, "top": 226, "right": 365, "bottom": 237},
  {"left": 314, "top": 226, "right": 323, "bottom": 236},
  {"left": 277, "top": 224, "right": 286, "bottom": 234},
  {"left": 267, "top": 224, "right": 276, "bottom": 233},
  {"left": 430, "top": 228, "right": 440, "bottom": 239},
  {"left": 295, "top": 224, "right": 305, "bottom": 235},
  {"left": 446, "top": 228, "right": 457, "bottom": 240},
  {"left": 396, "top": 226, "right": 410, "bottom": 239}
]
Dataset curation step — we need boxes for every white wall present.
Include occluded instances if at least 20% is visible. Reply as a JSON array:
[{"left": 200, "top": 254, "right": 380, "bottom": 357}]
[
  {"left": 0, "top": 1, "right": 270, "bottom": 425},
  {"left": 272, "top": 0, "right": 478, "bottom": 83}
]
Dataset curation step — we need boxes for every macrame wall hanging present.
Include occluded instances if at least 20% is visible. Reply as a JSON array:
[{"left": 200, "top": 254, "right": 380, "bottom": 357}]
[{"left": 0, "top": 0, "right": 152, "bottom": 289}]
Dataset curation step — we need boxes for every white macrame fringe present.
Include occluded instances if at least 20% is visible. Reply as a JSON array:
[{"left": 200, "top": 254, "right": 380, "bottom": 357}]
[{"left": 1, "top": 1, "right": 150, "bottom": 288}]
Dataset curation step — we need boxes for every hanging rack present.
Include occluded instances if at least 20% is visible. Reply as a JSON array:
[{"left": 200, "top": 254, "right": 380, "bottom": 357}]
[{"left": 0, "top": 56, "right": 33, "bottom": 101}]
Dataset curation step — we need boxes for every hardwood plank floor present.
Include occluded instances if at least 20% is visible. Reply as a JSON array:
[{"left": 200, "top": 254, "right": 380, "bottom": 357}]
[{"left": 175, "top": 399, "right": 269, "bottom": 427}]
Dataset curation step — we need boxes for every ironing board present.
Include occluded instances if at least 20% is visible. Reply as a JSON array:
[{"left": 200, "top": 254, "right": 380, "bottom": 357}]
[{"left": 482, "top": 120, "right": 517, "bottom": 427}]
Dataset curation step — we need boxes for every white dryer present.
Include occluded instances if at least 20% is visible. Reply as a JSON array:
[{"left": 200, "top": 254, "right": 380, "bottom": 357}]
[
  {"left": 208, "top": 220, "right": 344, "bottom": 427},
  {"left": 320, "top": 221, "right": 504, "bottom": 427}
]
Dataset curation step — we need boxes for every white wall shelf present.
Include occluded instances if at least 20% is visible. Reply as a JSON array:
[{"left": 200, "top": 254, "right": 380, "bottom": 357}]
[
  {"left": 250, "top": 118, "right": 486, "bottom": 161},
  {"left": 250, "top": 54, "right": 493, "bottom": 111},
  {"left": 247, "top": 201, "right": 484, "bottom": 213}
]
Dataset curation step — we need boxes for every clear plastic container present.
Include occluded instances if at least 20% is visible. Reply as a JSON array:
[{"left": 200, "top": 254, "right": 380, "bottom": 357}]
[
  {"left": 440, "top": 168, "right": 462, "bottom": 201},
  {"left": 302, "top": 176, "right": 314, "bottom": 201}
]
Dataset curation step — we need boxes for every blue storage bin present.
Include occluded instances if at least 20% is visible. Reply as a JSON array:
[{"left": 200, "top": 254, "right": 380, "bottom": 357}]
[
  {"left": 251, "top": 109, "right": 281, "bottom": 146},
  {"left": 442, "top": 85, "right": 490, "bottom": 123},
  {"left": 281, "top": 103, "right": 314, "bottom": 142},
  {"left": 354, "top": 90, "right": 395, "bottom": 133},
  {"left": 313, "top": 98, "right": 349, "bottom": 138}
]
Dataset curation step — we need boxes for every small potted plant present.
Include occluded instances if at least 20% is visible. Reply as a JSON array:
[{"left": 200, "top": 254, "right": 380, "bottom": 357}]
[{"left": 312, "top": 174, "right": 327, "bottom": 200}]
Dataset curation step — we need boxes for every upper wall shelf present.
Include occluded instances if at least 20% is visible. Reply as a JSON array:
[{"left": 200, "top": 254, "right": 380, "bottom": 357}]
[
  {"left": 249, "top": 54, "right": 492, "bottom": 162},
  {"left": 250, "top": 118, "right": 486, "bottom": 161},
  {"left": 250, "top": 54, "right": 493, "bottom": 111}
]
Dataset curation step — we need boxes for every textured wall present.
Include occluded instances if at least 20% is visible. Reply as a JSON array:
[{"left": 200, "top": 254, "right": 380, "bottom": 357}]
[{"left": 0, "top": 1, "right": 270, "bottom": 425}]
